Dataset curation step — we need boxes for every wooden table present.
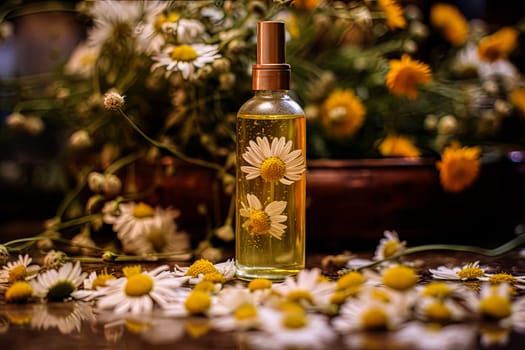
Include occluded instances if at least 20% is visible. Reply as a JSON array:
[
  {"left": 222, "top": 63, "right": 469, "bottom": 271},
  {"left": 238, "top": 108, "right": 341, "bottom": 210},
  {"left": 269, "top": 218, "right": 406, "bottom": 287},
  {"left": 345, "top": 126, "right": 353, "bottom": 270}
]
[{"left": 2, "top": 250, "right": 525, "bottom": 349}]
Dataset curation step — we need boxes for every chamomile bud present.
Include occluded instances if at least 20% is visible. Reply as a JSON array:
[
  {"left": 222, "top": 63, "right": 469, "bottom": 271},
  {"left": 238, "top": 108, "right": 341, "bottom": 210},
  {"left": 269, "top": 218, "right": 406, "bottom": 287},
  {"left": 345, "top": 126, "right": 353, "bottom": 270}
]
[{"left": 103, "top": 90, "right": 125, "bottom": 111}]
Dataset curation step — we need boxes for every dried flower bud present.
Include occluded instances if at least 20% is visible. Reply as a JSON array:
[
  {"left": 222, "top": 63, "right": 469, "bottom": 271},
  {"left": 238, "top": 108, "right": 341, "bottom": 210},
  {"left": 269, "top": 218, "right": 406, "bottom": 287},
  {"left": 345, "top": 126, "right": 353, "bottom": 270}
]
[
  {"left": 212, "top": 57, "right": 231, "bottom": 73},
  {"left": 88, "top": 172, "right": 105, "bottom": 193},
  {"left": 200, "top": 246, "right": 222, "bottom": 263},
  {"left": 37, "top": 238, "right": 54, "bottom": 252},
  {"left": 409, "top": 21, "right": 428, "bottom": 40},
  {"left": 103, "top": 174, "right": 122, "bottom": 197},
  {"left": 69, "top": 130, "right": 92, "bottom": 149},
  {"left": 102, "top": 251, "right": 118, "bottom": 261},
  {"left": 437, "top": 115, "right": 458, "bottom": 135},
  {"left": 43, "top": 250, "right": 67, "bottom": 269},
  {"left": 24, "top": 116, "right": 45, "bottom": 135},
  {"left": 215, "top": 225, "right": 234, "bottom": 242},
  {"left": 103, "top": 91, "right": 125, "bottom": 111},
  {"left": 71, "top": 233, "right": 98, "bottom": 256},
  {"left": 0, "top": 244, "right": 9, "bottom": 265},
  {"left": 494, "top": 99, "right": 511, "bottom": 115},
  {"left": 424, "top": 114, "right": 438, "bottom": 131},
  {"left": 5, "top": 112, "right": 25, "bottom": 129},
  {"left": 219, "top": 72, "right": 236, "bottom": 90},
  {"left": 304, "top": 105, "right": 320, "bottom": 120}
]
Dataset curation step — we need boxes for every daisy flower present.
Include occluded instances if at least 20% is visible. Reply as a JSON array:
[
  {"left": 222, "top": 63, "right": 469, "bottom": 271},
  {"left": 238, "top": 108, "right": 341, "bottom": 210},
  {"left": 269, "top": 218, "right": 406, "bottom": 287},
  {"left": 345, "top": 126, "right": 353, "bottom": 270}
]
[
  {"left": 240, "top": 194, "right": 288, "bottom": 240},
  {"left": 173, "top": 259, "right": 236, "bottom": 285},
  {"left": 211, "top": 288, "right": 264, "bottom": 331},
  {"left": 386, "top": 54, "right": 432, "bottom": 99},
  {"left": 478, "top": 283, "right": 513, "bottom": 321},
  {"left": 64, "top": 43, "right": 100, "bottom": 78},
  {"left": 31, "top": 302, "right": 94, "bottom": 334},
  {"left": 86, "top": 0, "right": 144, "bottom": 49},
  {"left": 373, "top": 230, "right": 406, "bottom": 261},
  {"left": 436, "top": 143, "right": 481, "bottom": 193},
  {"left": 103, "top": 201, "right": 190, "bottom": 256},
  {"left": 332, "top": 296, "right": 405, "bottom": 332},
  {"left": 244, "top": 307, "right": 336, "bottom": 350},
  {"left": 0, "top": 254, "right": 40, "bottom": 284},
  {"left": 31, "top": 262, "right": 86, "bottom": 301},
  {"left": 241, "top": 136, "right": 306, "bottom": 185},
  {"left": 479, "top": 272, "right": 525, "bottom": 289},
  {"left": 151, "top": 43, "right": 221, "bottom": 80},
  {"left": 321, "top": 89, "right": 366, "bottom": 138},
  {"left": 96, "top": 265, "right": 186, "bottom": 315},
  {"left": 394, "top": 322, "right": 477, "bottom": 350},
  {"left": 429, "top": 260, "right": 487, "bottom": 281},
  {"left": 414, "top": 296, "right": 471, "bottom": 323},
  {"left": 272, "top": 268, "right": 336, "bottom": 311},
  {"left": 71, "top": 269, "right": 117, "bottom": 301}
]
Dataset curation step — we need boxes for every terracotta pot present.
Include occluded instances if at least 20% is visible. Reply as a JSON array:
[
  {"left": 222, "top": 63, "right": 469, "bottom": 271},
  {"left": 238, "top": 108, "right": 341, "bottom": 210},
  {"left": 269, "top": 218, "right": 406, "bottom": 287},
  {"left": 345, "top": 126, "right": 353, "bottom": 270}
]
[{"left": 136, "top": 153, "right": 525, "bottom": 252}]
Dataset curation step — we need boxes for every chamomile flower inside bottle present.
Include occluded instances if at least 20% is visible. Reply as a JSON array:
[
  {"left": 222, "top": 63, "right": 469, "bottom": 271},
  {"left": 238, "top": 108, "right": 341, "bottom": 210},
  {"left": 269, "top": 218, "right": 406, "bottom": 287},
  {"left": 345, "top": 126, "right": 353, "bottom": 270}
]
[{"left": 235, "top": 21, "right": 306, "bottom": 281}]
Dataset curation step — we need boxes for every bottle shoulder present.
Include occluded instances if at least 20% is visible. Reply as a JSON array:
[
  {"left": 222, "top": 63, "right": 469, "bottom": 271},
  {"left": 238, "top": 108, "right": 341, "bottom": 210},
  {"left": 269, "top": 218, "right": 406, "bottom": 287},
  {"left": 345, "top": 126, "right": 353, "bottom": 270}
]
[{"left": 238, "top": 92, "right": 304, "bottom": 116}]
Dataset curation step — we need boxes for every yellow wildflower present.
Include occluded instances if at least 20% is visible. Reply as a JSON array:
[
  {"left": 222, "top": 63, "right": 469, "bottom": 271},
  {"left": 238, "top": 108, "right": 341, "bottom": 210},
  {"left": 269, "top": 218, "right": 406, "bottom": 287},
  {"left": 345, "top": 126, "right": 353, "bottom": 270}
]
[
  {"left": 378, "top": 0, "right": 406, "bottom": 30},
  {"left": 477, "top": 27, "right": 518, "bottom": 63},
  {"left": 436, "top": 143, "right": 481, "bottom": 193},
  {"left": 378, "top": 135, "right": 421, "bottom": 158},
  {"left": 321, "top": 89, "right": 366, "bottom": 138},
  {"left": 430, "top": 3, "right": 468, "bottom": 46},
  {"left": 386, "top": 55, "right": 432, "bottom": 99},
  {"left": 292, "top": 0, "right": 322, "bottom": 10},
  {"left": 511, "top": 87, "right": 525, "bottom": 118}
]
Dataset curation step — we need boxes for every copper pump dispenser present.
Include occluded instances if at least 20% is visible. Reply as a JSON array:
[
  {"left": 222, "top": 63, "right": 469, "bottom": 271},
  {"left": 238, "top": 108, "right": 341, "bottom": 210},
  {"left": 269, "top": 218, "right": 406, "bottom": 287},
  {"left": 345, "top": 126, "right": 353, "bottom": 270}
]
[{"left": 252, "top": 21, "right": 290, "bottom": 91}]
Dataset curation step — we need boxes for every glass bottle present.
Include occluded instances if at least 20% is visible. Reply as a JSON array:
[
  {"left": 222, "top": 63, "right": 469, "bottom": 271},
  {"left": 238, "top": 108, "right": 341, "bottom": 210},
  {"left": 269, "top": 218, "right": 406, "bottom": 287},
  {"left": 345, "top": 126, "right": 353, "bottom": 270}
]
[{"left": 235, "top": 21, "right": 306, "bottom": 281}]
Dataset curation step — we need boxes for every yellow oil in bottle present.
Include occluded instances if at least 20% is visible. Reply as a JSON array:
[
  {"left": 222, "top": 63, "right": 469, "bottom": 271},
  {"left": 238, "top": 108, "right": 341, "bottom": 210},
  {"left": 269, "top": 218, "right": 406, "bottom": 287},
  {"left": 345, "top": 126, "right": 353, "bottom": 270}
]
[{"left": 235, "top": 113, "right": 306, "bottom": 281}]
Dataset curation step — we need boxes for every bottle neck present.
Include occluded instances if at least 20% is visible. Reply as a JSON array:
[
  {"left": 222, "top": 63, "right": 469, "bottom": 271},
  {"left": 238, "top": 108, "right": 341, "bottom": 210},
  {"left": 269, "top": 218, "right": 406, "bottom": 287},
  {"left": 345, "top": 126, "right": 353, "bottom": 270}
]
[{"left": 254, "top": 90, "right": 289, "bottom": 98}]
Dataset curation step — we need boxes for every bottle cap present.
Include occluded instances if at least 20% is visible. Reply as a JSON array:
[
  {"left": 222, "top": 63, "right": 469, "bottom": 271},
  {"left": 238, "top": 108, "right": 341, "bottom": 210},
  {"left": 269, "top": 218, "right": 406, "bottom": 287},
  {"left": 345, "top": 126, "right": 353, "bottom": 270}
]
[{"left": 252, "top": 21, "right": 290, "bottom": 90}]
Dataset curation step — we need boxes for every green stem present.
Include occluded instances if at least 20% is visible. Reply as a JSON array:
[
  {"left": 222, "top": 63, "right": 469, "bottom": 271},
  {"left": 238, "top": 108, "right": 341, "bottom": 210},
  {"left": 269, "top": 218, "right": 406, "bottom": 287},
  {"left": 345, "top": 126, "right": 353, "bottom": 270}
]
[
  {"left": 56, "top": 175, "right": 88, "bottom": 219},
  {"left": 354, "top": 234, "right": 525, "bottom": 271},
  {"left": 118, "top": 108, "right": 224, "bottom": 172},
  {"left": 105, "top": 151, "right": 143, "bottom": 175}
]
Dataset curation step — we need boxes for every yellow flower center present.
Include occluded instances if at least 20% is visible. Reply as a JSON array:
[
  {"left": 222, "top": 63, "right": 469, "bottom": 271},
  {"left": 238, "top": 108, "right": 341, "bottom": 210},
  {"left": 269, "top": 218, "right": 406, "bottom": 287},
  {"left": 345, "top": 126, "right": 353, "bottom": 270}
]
[
  {"left": 425, "top": 301, "right": 452, "bottom": 322},
  {"left": 370, "top": 289, "right": 391, "bottom": 303},
  {"left": 234, "top": 304, "right": 258, "bottom": 320},
  {"left": 488, "top": 273, "right": 517, "bottom": 285},
  {"left": 185, "top": 290, "right": 212, "bottom": 315},
  {"left": 170, "top": 45, "right": 198, "bottom": 62},
  {"left": 361, "top": 307, "right": 388, "bottom": 331},
  {"left": 337, "top": 271, "right": 365, "bottom": 289},
  {"left": 248, "top": 210, "right": 272, "bottom": 234},
  {"left": 248, "top": 278, "right": 273, "bottom": 292},
  {"left": 457, "top": 265, "right": 484, "bottom": 280},
  {"left": 194, "top": 280, "right": 216, "bottom": 293},
  {"left": 8, "top": 265, "right": 27, "bottom": 283},
  {"left": 286, "top": 290, "right": 314, "bottom": 305},
  {"left": 330, "top": 290, "right": 349, "bottom": 305},
  {"left": 154, "top": 11, "right": 180, "bottom": 33},
  {"left": 132, "top": 202, "right": 155, "bottom": 218},
  {"left": 282, "top": 310, "right": 308, "bottom": 329},
  {"left": 480, "top": 295, "right": 512, "bottom": 320},
  {"left": 92, "top": 273, "right": 116, "bottom": 289},
  {"left": 5, "top": 281, "right": 33, "bottom": 303},
  {"left": 125, "top": 274, "right": 154, "bottom": 297},
  {"left": 203, "top": 272, "right": 225, "bottom": 284},
  {"left": 148, "top": 227, "right": 166, "bottom": 252},
  {"left": 382, "top": 240, "right": 400, "bottom": 258},
  {"left": 276, "top": 300, "right": 304, "bottom": 313},
  {"left": 382, "top": 265, "right": 418, "bottom": 291},
  {"left": 260, "top": 156, "right": 286, "bottom": 182},
  {"left": 185, "top": 259, "right": 219, "bottom": 278},
  {"left": 422, "top": 282, "right": 453, "bottom": 298}
]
